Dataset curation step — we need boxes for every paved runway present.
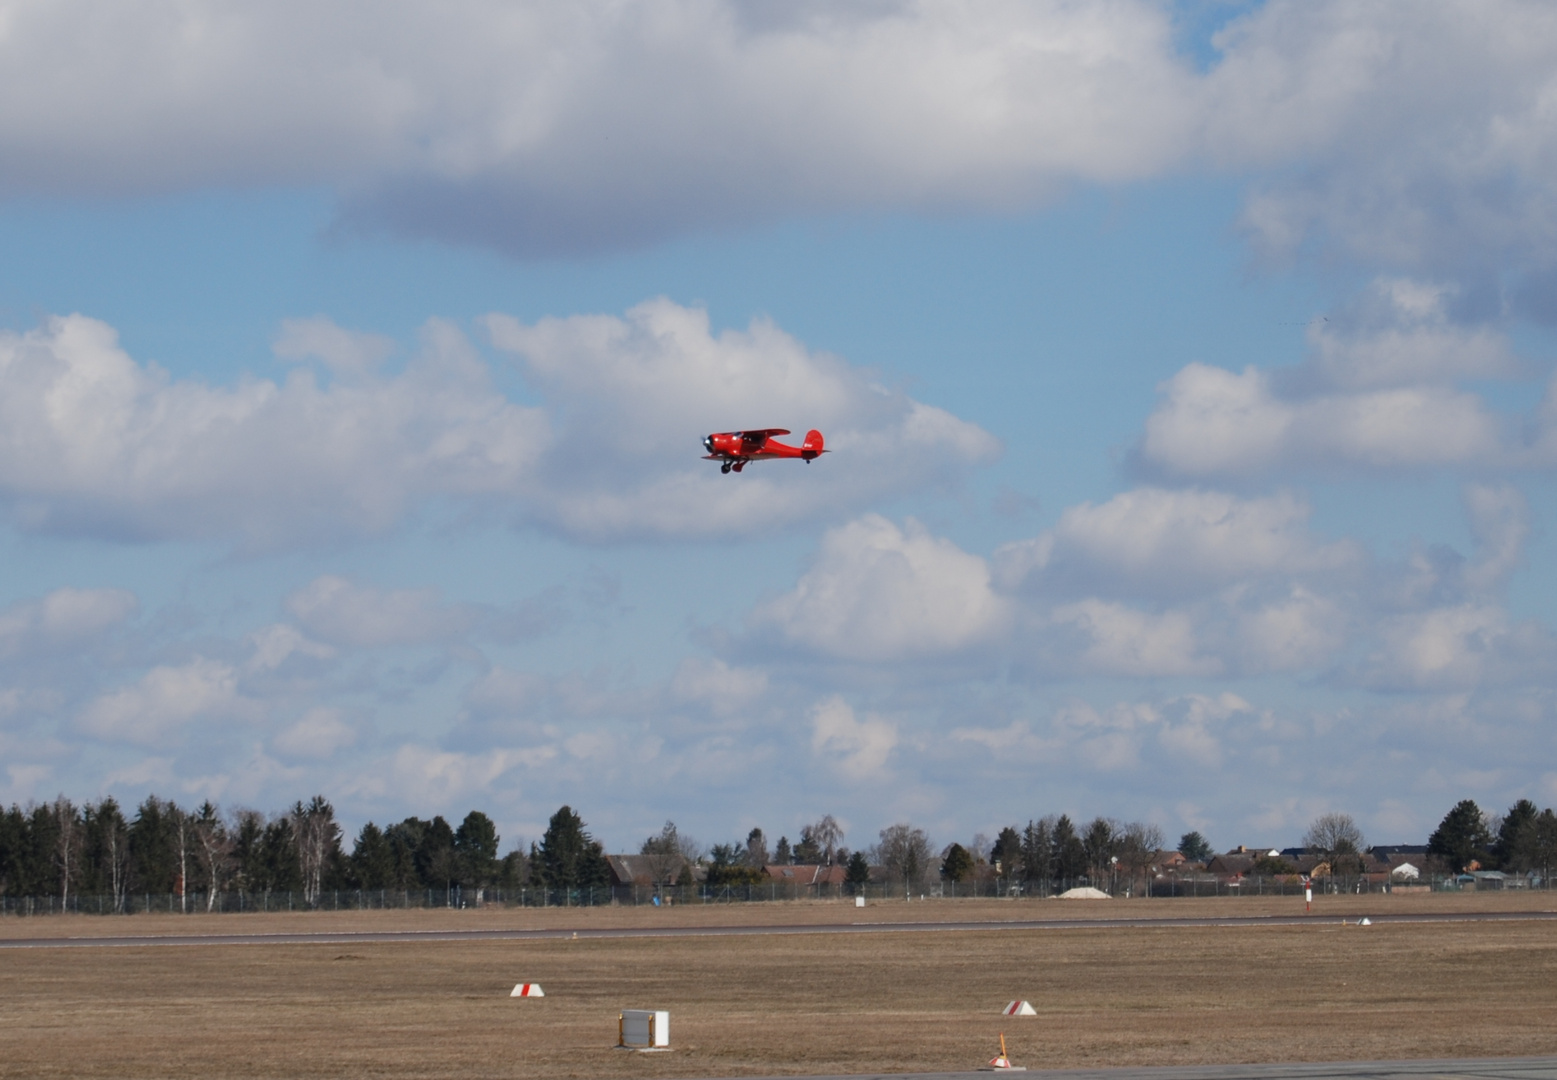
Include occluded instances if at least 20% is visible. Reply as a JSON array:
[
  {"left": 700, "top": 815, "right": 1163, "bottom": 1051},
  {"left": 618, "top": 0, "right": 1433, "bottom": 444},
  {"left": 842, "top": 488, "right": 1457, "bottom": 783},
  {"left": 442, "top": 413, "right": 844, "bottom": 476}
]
[
  {"left": 711, "top": 1058, "right": 1557, "bottom": 1080},
  {"left": 2, "top": 907, "right": 1554, "bottom": 949}
]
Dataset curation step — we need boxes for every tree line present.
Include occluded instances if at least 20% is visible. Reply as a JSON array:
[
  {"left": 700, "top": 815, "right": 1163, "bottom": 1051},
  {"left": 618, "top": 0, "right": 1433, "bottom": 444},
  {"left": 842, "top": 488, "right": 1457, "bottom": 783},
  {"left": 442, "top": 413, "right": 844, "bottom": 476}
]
[
  {"left": 0, "top": 794, "right": 527, "bottom": 906},
  {"left": 931, "top": 816, "right": 1165, "bottom": 894},
  {"left": 1427, "top": 798, "right": 1557, "bottom": 874},
  {"left": 638, "top": 812, "right": 1167, "bottom": 896},
  {"left": 7, "top": 792, "right": 1557, "bottom": 904}
]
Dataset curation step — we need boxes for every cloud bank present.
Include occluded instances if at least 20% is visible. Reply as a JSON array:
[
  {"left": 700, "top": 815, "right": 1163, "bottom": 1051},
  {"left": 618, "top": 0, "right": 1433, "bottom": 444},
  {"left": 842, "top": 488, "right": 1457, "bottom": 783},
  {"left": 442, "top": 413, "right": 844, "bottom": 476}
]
[
  {"left": 1, "top": 1, "right": 1555, "bottom": 271},
  {"left": 0, "top": 302, "right": 992, "bottom": 545},
  {"left": 0, "top": 314, "right": 544, "bottom": 545},
  {"left": 1135, "top": 277, "right": 1557, "bottom": 480}
]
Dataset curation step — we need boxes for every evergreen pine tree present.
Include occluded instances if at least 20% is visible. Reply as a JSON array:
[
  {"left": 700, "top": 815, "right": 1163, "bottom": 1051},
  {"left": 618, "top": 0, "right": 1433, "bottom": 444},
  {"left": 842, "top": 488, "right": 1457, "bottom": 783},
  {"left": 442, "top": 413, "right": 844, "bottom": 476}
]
[
  {"left": 844, "top": 850, "right": 871, "bottom": 894},
  {"left": 940, "top": 842, "right": 974, "bottom": 882},
  {"left": 129, "top": 797, "right": 181, "bottom": 895},
  {"left": 1021, "top": 818, "right": 1055, "bottom": 888},
  {"left": 455, "top": 811, "right": 500, "bottom": 887},
  {"left": 1496, "top": 799, "right": 1540, "bottom": 870},
  {"left": 350, "top": 822, "right": 394, "bottom": 889},
  {"left": 1177, "top": 831, "right": 1213, "bottom": 862},
  {"left": 535, "top": 806, "right": 609, "bottom": 891},
  {"left": 1429, "top": 799, "right": 1493, "bottom": 873}
]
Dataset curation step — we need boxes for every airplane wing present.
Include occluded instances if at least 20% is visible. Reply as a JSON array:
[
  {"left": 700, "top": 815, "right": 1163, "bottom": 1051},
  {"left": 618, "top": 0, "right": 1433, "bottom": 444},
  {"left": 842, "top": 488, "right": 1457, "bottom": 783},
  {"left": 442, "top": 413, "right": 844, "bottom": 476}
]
[{"left": 739, "top": 428, "right": 790, "bottom": 439}]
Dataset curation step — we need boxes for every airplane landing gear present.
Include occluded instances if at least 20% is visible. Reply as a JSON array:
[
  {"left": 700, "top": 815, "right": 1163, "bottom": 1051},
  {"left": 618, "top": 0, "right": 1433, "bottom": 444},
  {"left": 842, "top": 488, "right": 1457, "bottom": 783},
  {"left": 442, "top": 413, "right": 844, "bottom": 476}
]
[
  {"left": 720, "top": 462, "right": 732, "bottom": 474},
  {"left": 733, "top": 461, "right": 746, "bottom": 472}
]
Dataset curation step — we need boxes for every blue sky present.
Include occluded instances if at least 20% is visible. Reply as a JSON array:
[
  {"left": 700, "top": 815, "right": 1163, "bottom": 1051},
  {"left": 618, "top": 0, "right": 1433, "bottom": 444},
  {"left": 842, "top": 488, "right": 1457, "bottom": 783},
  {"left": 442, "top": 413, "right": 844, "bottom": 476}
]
[{"left": 4, "top": 0, "right": 1557, "bottom": 858}]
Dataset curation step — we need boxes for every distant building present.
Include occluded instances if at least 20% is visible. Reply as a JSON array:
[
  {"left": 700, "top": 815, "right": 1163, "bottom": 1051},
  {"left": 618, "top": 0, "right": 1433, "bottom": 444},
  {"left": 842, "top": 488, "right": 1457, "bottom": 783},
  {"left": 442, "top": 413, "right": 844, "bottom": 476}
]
[
  {"left": 762, "top": 864, "right": 847, "bottom": 888},
  {"left": 606, "top": 854, "right": 697, "bottom": 888},
  {"left": 1206, "top": 853, "right": 1256, "bottom": 878}
]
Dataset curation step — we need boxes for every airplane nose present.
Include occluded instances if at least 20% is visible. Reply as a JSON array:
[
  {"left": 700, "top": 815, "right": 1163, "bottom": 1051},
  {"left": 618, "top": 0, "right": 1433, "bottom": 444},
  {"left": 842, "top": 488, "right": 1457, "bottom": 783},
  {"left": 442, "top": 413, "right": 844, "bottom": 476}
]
[{"left": 702, "top": 435, "right": 713, "bottom": 453}]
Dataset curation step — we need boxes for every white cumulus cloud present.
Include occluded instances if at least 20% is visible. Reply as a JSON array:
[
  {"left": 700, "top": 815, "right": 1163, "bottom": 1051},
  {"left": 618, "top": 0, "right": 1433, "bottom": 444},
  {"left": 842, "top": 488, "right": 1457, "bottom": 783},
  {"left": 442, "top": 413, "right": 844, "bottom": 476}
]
[
  {"left": 0, "top": 303, "right": 992, "bottom": 546},
  {"left": 1206, "top": 1, "right": 1557, "bottom": 278},
  {"left": 0, "top": 587, "right": 137, "bottom": 658},
  {"left": 487, "top": 300, "right": 998, "bottom": 539},
  {"left": 367, "top": 743, "right": 557, "bottom": 807},
  {"left": 1132, "top": 276, "right": 1557, "bottom": 481},
  {"left": 272, "top": 707, "right": 358, "bottom": 760},
  {"left": 996, "top": 487, "right": 1359, "bottom": 599},
  {"left": 809, "top": 696, "right": 897, "bottom": 779},
  {"left": 285, "top": 576, "right": 478, "bottom": 648},
  {"left": 77, "top": 658, "right": 254, "bottom": 744},
  {"left": 1360, "top": 604, "right": 1556, "bottom": 691},
  {"left": 1139, "top": 362, "right": 1506, "bottom": 478},
  {"left": 1297, "top": 280, "right": 1518, "bottom": 391},
  {"left": 0, "top": 1, "right": 1550, "bottom": 276},
  {"left": 751, "top": 514, "right": 1007, "bottom": 662},
  {"left": 1232, "top": 587, "right": 1349, "bottom": 674},
  {"left": 0, "top": 314, "right": 546, "bottom": 545},
  {"left": 0, "top": 0, "right": 1199, "bottom": 253},
  {"left": 1048, "top": 600, "right": 1219, "bottom": 679},
  {"left": 669, "top": 657, "right": 768, "bottom": 716}
]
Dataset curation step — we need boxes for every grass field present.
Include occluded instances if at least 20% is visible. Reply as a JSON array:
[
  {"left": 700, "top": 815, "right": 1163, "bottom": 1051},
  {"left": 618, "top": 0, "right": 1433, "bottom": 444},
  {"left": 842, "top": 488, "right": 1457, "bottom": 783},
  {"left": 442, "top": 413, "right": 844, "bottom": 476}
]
[{"left": 4, "top": 893, "right": 1556, "bottom": 1079}]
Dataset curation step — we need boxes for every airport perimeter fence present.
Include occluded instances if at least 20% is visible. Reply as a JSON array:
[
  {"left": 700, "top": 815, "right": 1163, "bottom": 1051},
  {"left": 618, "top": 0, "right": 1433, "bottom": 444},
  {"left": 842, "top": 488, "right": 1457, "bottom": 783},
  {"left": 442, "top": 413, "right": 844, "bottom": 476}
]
[{"left": 1, "top": 872, "right": 1541, "bottom": 917}]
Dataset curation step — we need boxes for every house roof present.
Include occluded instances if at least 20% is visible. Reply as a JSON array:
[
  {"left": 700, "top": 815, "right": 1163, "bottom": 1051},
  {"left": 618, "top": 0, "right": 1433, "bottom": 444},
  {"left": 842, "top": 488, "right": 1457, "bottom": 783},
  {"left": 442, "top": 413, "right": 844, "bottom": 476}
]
[
  {"left": 606, "top": 853, "right": 694, "bottom": 886},
  {"left": 762, "top": 864, "right": 847, "bottom": 885},
  {"left": 1206, "top": 854, "right": 1256, "bottom": 875}
]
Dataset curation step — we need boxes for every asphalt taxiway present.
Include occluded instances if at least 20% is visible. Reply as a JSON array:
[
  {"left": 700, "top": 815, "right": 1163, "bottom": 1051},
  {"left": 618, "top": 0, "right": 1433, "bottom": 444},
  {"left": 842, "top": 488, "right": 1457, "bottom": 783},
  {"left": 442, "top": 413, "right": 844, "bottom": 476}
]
[{"left": 2, "top": 907, "right": 1554, "bottom": 949}]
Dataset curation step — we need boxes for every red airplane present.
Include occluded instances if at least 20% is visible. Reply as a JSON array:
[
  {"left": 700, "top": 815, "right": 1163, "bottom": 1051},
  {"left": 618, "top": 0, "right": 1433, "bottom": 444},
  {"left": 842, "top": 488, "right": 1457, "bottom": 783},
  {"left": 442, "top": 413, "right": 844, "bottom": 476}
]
[{"left": 702, "top": 429, "right": 826, "bottom": 473}]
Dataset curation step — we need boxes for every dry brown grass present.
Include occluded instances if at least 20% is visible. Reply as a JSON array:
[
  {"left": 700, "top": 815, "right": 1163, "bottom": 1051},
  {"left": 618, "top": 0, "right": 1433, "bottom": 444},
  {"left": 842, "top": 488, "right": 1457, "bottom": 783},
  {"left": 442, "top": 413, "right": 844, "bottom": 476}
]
[{"left": 3, "top": 894, "right": 1556, "bottom": 1079}]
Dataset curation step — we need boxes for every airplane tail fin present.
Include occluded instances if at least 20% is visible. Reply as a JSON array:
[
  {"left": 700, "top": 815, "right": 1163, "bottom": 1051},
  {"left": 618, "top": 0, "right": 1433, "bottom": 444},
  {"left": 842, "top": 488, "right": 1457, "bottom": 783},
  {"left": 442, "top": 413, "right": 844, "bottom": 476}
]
[{"left": 802, "top": 429, "right": 825, "bottom": 459}]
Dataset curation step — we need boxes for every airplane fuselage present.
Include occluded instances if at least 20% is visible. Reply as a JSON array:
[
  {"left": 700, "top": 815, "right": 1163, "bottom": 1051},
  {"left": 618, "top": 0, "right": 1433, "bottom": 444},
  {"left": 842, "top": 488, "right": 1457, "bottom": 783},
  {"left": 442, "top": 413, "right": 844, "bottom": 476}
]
[{"left": 702, "top": 429, "right": 825, "bottom": 473}]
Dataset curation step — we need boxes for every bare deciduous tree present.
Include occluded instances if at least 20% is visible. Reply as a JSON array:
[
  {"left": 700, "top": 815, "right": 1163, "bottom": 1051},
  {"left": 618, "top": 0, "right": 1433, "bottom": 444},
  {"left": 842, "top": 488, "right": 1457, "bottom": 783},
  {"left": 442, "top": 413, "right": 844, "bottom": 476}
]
[
  {"left": 801, "top": 814, "right": 844, "bottom": 865},
  {"left": 876, "top": 823, "right": 933, "bottom": 897},
  {"left": 191, "top": 801, "right": 231, "bottom": 911},
  {"left": 95, "top": 799, "right": 129, "bottom": 912},
  {"left": 291, "top": 795, "right": 340, "bottom": 906},
  {"left": 1082, "top": 817, "right": 1117, "bottom": 883},
  {"left": 640, "top": 820, "right": 693, "bottom": 886},
  {"left": 173, "top": 804, "right": 192, "bottom": 913},
  {"left": 1114, "top": 821, "right": 1164, "bottom": 897},
  {"left": 1304, "top": 812, "right": 1367, "bottom": 876},
  {"left": 52, "top": 797, "right": 78, "bottom": 906}
]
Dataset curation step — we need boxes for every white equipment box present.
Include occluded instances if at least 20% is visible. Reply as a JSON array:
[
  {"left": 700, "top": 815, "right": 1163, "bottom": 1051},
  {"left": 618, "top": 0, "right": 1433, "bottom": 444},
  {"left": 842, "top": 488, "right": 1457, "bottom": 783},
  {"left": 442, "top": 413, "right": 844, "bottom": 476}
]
[{"left": 618, "top": 1009, "right": 670, "bottom": 1049}]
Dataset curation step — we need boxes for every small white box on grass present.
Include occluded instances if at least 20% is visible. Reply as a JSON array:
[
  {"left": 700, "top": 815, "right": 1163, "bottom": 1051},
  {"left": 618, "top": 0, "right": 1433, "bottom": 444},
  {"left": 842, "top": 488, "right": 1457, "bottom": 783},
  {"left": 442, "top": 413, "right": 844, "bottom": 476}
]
[
  {"left": 855, "top": 896, "right": 865, "bottom": 908},
  {"left": 618, "top": 1010, "right": 670, "bottom": 1050}
]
